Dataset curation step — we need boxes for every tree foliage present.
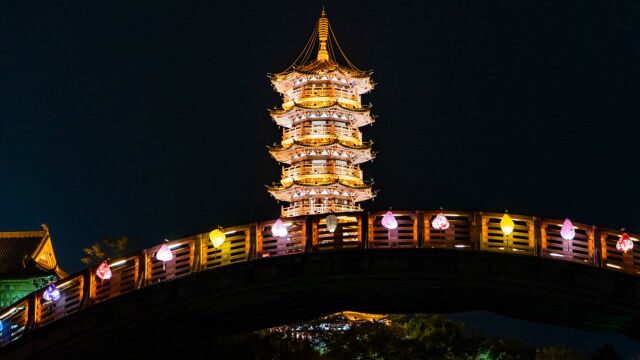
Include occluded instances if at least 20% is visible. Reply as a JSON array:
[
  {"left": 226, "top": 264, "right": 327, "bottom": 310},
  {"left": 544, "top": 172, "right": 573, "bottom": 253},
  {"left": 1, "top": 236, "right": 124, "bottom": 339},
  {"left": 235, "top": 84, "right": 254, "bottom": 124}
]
[
  {"left": 200, "top": 314, "right": 632, "bottom": 360},
  {"left": 80, "top": 236, "right": 130, "bottom": 266}
]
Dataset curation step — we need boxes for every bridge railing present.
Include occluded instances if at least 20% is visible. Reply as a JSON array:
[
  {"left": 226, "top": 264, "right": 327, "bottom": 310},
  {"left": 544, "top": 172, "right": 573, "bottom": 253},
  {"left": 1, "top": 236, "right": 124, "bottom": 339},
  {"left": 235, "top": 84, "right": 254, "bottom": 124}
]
[{"left": 1, "top": 209, "right": 639, "bottom": 348}]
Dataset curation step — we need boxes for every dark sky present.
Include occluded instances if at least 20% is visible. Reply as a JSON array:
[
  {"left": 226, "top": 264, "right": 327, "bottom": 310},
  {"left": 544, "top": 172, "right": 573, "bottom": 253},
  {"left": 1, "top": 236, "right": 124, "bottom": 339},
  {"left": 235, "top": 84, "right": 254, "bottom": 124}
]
[{"left": 1, "top": 0, "right": 639, "bottom": 354}]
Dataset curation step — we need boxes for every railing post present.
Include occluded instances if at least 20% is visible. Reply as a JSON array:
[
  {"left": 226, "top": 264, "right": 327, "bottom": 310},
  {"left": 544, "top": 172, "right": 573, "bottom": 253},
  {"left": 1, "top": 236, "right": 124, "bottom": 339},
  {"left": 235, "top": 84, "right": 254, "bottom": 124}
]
[
  {"left": 416, "top": 210, "right": 425, "bottom": 248},
  {"left": 26, "top": 294, "right": 36, "bottom": 334},
  {"left": 533, "top": 217, "right": 542, "bottom": 257},
  {"left": 593, "top": 226, "right": 602, "bottom": 268},
  {"left": 248, "top": 223, "right": 257, "bottom": 260},
  {"left": 472, "top": 212, "right": 483, "bottom": 250},
  {"left": 305, "top": 215, "right": 314, "bottom": 253},
  {"left": 361, "top": 211, "right": 369, "bottom": 249}
]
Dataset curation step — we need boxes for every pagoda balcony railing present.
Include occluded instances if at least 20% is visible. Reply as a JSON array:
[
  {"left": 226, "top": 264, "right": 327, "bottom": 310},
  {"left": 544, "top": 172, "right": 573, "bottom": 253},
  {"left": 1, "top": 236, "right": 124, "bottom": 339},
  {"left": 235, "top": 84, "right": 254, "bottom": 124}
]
[
  {"left": 1, "top": 209, "right": 639, "bottom": 348},
  {"left": 287, "top": 88, "right": 358, "bottom": 102},
  {"left": 283, "top": 124, "right": 361, "bottom": 141},
  {"left": 282, "top": 163, "right": 362, "bottom": 179},
  {"left": 281, "top": 202, "right": 361, "bottom": 218}
]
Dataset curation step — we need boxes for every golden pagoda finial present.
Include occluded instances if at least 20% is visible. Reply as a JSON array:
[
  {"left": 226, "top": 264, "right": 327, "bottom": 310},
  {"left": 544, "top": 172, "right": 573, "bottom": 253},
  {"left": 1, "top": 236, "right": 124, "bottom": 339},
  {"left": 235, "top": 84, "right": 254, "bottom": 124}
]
[{"left": 317, "top": 8, "right": 330, "bottom": 61}]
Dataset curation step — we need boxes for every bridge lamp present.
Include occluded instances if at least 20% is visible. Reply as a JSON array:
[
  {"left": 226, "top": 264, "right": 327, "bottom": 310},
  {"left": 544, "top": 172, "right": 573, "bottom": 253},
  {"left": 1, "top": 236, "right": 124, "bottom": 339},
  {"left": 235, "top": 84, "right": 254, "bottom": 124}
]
[
  {"left": 156, "top": 242, "right": 174, "bottom": 270},
  {"left": 326, "top": 214, "right": 338, "bottom": 233},
  {"left": 560, "top": 218, "right": 575, "bottom": 241},
  {"left": 431, "top": 212, "right": 450, "bottom": 231},
  {"left": 500, "top": 213, "right": 515, "bottom": 236},
  {"left": 271, "top": 218, "right": 289, "bottom": 238},
  {"left": 43, "top": 283, "right": 60, "bottom": 302},
  {"left": 209, "top": 228, "right": 226, "bottom": 248},
  {"left": 381, "top": 210, "right": 398, "bottom": 230},
  {"left": 95, "top": 261, "right": 112, "bottom": 281},
  {"left": 616, "top": 233, "right": 634, "bottom": 253}
]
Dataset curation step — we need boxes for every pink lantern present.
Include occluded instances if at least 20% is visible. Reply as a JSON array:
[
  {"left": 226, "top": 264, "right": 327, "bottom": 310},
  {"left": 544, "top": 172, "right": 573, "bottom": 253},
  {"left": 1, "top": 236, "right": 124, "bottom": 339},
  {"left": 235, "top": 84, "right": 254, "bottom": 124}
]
[
  {"left": 381, "top": 211, "right": 398, "bottom": 230},
  {"left": 271, "top": 218, "right": 288, "bottom": 238},
  {"left": 431, "top": 213, "right": 450, "bottom": 230},
  {"left": 156, "top": 243, "right": 174, "bottom": 262},
  {"left": 560, "top": 218, "right": 575, "bottom": 241},
  {"left": 96, "top": 261, "right": 112, "bottom": 280},
  {"left": 616, "top": 233, "right": 634, "bottom": 253},
  {"left": 43, "top": 283, "right": 60, "bottom": 302}
]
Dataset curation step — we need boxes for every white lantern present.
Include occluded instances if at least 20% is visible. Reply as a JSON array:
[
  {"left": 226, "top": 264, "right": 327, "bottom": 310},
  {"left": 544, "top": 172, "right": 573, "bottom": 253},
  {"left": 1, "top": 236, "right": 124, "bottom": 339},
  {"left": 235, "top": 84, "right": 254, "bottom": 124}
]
[
  {"left": 271, "top": 218, "right": 288, "bottom": 238},
  {"left": 560, "top": 218, "right": 575, "bottom": 241},
  {"left": 431, "top": 213, "right": 450, "bottom": 230},
  {"left": 326, "top": 214, "right": 338, "bottom": 233},
  {"left": 381, "top": 211, "right": 398, "bottom": 230}
]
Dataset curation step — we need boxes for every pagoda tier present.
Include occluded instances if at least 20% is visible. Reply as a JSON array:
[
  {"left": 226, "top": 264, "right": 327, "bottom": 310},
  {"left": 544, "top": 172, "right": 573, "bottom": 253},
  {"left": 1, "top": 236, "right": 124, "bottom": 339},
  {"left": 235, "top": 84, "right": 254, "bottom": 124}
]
[
  {"left": 266, "top": 9, "right": 377, "bottom": 217},
  {"left": 268, "top": 140, "right": 374, "bottom": 165},
  {"left": 269, "top": 102, "right": 375, "bottom": 128}
]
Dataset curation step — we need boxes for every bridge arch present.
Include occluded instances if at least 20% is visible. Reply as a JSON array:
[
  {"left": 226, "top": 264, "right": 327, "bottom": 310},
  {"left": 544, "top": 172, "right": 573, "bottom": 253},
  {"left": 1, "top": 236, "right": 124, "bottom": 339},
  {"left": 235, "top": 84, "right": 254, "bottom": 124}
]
[{"left": 1, "top": 210, "right": 639, "bottom": 358}]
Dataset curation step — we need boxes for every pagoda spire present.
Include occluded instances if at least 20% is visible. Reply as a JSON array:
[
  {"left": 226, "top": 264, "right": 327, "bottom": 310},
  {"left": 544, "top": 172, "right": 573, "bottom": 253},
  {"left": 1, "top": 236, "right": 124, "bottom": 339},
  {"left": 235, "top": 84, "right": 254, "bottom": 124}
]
[{"left": 317, "top": 8, "right": 330, "bottom": 61}]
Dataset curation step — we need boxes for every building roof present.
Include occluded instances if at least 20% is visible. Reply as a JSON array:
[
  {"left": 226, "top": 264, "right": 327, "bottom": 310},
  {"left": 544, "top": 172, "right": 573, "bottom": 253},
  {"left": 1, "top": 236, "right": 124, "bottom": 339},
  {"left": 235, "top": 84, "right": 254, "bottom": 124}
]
[{"left": 0, "top": 225, "right": 64, "bottom": 279}]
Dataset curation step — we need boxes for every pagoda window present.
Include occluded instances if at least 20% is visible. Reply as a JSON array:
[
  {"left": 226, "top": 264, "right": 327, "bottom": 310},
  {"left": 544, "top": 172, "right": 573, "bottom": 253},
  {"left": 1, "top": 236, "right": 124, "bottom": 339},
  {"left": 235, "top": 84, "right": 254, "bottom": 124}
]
[
  {"left": 335, "top": 160, "right": 347, "bottom": 166},
  {"left": 311, "top": 120, "right": 326, "bottom": 125},
  {"left": 312, "top": 159, "right": 326, "bottom": 165}
]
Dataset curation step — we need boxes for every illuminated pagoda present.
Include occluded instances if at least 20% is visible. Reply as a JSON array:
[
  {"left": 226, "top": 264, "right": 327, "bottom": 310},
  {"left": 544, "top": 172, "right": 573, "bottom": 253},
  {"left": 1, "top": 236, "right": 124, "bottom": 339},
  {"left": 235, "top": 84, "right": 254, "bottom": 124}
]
[{"left": 267, "top": 9, "right": 376, "bottom": 218}]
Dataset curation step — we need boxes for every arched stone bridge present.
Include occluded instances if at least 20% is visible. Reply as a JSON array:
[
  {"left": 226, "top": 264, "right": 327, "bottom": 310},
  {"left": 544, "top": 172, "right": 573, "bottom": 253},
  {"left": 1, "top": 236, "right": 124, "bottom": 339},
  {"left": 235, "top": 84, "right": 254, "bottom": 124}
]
[{"left": 1, "top": 210, "right": 639, "bottom": 359}]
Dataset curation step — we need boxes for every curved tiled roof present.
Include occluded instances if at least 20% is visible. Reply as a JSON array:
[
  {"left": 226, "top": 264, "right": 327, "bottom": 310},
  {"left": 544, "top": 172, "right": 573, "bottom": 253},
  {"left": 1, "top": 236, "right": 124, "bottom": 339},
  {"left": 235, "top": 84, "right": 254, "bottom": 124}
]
[{"left": 0, "top": 226, "right": 61, "bottom": 278}]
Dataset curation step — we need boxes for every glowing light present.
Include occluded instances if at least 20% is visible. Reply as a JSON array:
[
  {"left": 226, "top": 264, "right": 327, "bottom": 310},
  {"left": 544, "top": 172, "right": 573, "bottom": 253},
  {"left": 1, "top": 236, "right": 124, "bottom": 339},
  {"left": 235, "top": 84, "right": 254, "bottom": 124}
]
[
  {"left": 560, "top": 218, "right": 575, "bottom": 240},
  {"left": 607, "top": 263, "right": 622, "bottom": 269},
  {"left": 550, "top": 253, "right": 564, "bottom": 257},
  {"left": 326, "top": 214, "right": 338, "bottom": 233},
  {"left": 454, "top": 244, "right": 467, "bottom": 248},
  {"left": 616, "top": 233, "right": 634, "bottom": 253},
  {"left": 156, "top": 243, "right": 174, "bottom": 262},
  {"left": 0, "top": 320, "right": 3, "bottom": 332},
  {"left": 209, "top": 228, "right": 226, "bottom": 248},
  {"left": 95, "top": 261, "right": 112, "bottom": 280},
  {"left": 381, "top": 211, "right": 398, "bottom": 230},
  {"left": 109, "top": 259, "right": 127, "bottom": 267},
  {"left": 43, "top": 284, "right": 60, "bottom": 302},
  {"left": 500, "top": 214, "right": 515, "bottom": 236},
  {"left": 431, "top": 213, "right": 450, "bottom": 230},
  {"left": 271, "top": 218, "right": 289, "bottom": 237}
]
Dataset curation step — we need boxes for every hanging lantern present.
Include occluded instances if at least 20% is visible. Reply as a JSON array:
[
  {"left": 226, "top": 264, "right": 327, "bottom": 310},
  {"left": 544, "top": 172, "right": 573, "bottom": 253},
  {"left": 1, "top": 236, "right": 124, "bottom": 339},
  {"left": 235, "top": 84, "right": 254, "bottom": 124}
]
[
  {"left": 560, "top": 218, "right": 575, "bottom": 241},
  {"left": 271, "top": 218, "right": 288, "bottom": 238},
  {"left": 381, "top": 210, "right": 398, "bottom": 230},
  {"left": 209, "top": 228, "right": 226, "bottom": 248},
  {"left": 156, "top": 243, "right": 174, "bottom": 262},
  {"left": 326, "top": 214, "right": 338, "bottom": 233},
  {"left": 95, "top": 261, "right": 112, "bottom": 281},
  {"left": 616, "top": 233, "right": 634, "bottom": 253},
  {"left": 0, "top": 319, "right": 3, "bottom": 332},
  {"left": 431, "top": 213, "right": 450, "bottom": 230},
  {"left": 43, "top": 284, "right": 60, "bottom": 302},
  {"left": 500, "top": 213, "right": 515, "bottom": 236}
]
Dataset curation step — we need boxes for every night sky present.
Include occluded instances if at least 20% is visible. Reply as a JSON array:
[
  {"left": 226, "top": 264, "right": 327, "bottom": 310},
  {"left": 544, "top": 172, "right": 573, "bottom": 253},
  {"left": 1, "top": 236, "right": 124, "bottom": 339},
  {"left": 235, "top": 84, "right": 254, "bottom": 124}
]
[{"left": 1, "top": 0, "right": 639, "bottom": 354}]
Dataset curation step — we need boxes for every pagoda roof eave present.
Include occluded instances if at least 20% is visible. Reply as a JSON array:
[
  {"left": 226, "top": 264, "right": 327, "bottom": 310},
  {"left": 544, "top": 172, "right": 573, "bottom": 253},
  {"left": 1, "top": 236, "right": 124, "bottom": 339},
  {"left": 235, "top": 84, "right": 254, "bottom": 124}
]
[
  {"left": 268, "top": 179, "right": 374, "bottom": 192},
  {"left": 269, "top": 102, "right": 372, "bottom": 116},
  {"left": 269, "top": 61, "right": 373, "bottom": 82},
  {"left": 268, "top": 139, "right": 373, "bottom": 152}
]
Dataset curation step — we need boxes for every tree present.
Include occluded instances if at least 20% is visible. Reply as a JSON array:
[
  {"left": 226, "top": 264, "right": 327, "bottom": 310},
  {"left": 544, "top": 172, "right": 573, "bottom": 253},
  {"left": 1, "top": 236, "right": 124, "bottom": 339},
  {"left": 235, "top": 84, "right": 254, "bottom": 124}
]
[
  {"left": 536, "top": 344, "right": 586, "bottom": 360},
  {"left": 80, "top": 236, "right": 131, "bottom": 266}
]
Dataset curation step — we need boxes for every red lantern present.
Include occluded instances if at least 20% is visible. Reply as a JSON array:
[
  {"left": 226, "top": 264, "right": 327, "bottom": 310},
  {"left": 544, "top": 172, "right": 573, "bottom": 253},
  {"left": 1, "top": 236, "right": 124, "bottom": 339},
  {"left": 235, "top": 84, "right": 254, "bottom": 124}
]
[
  {"left": 616, "top": 233, "right": 634, "bottom": 253},
  {"left": 96, "top": 261, "right": 112, "bottom": 280}
]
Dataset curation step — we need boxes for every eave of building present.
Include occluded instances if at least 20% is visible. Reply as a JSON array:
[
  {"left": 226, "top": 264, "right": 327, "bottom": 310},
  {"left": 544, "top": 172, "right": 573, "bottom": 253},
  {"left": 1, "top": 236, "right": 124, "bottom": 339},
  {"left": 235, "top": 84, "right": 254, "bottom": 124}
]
[
  {"left": 281, "top": 97, "right": 361, "bottom": 111},
  {"left": 268, "top": 180, "right": 374, "bottom": 202},
  {"left": 280, "top": 173, "right": 364, "bottom": 187},
  {"left": 269, "top": 62, "right": 373, "bottom": 94},
  {"left": 268, "top": 140, "right": 374, "bottom": 164},
  {"left": 269, "top": 102, "right": 374, "bottom": 128},
  {"left": 281, "top": 134, "right": 361, "bottom": 148},
  {"left": 0, "top": 225, "right": 66, "bottom": 279}
]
